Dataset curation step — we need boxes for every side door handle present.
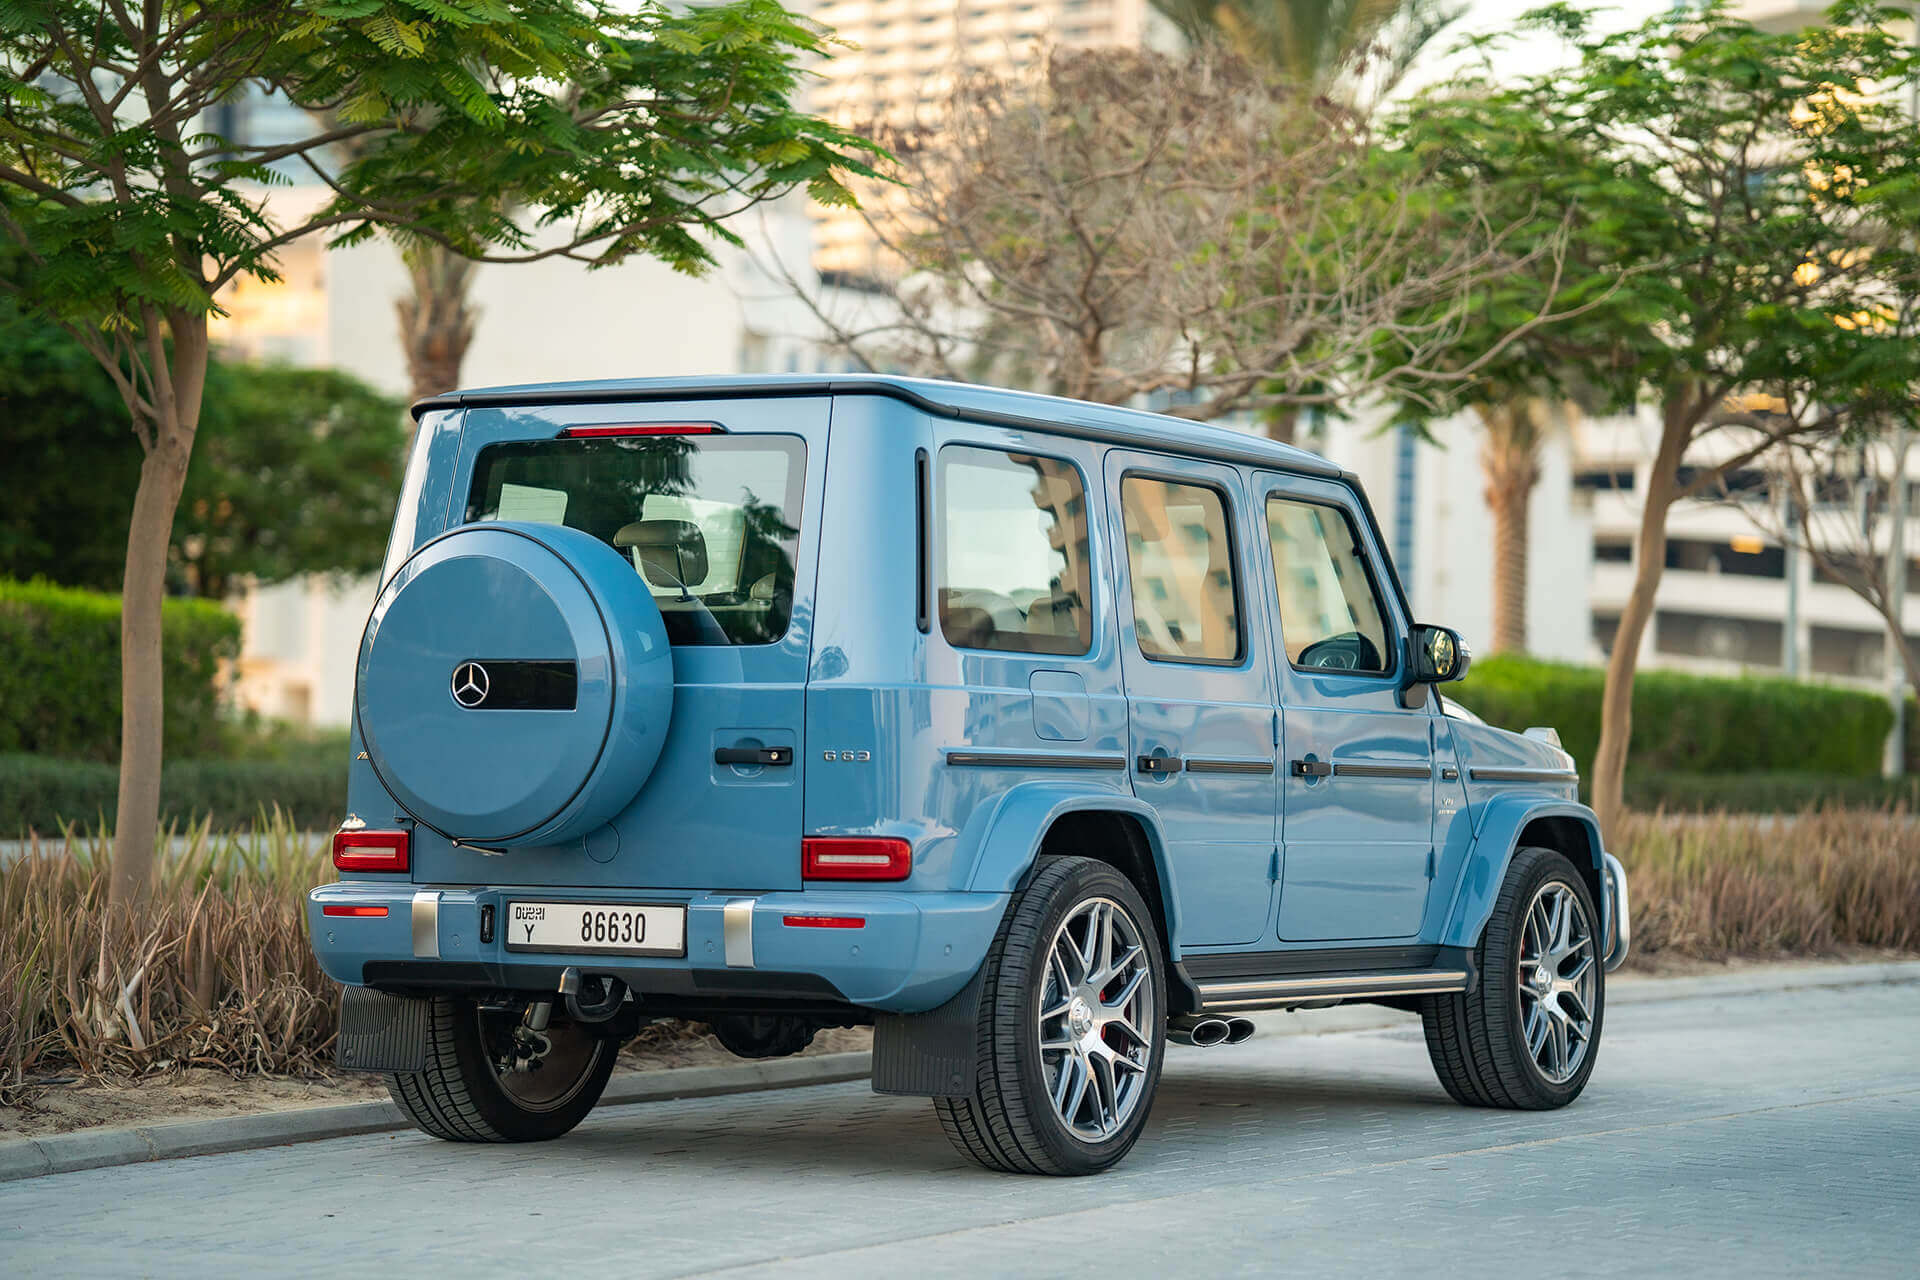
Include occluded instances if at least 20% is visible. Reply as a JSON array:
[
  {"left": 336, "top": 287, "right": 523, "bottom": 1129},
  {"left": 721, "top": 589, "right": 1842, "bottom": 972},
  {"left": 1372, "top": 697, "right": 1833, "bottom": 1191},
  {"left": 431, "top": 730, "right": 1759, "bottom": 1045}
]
[
  {"left": 1136, "top": 754, "right": 1184, "bottom": 775},
  {"left": 1290, "top": 759, "right": 1332, "bottom": 778},
  {"left": 715, "top": 745, "right": 792, "bottom": 766}
]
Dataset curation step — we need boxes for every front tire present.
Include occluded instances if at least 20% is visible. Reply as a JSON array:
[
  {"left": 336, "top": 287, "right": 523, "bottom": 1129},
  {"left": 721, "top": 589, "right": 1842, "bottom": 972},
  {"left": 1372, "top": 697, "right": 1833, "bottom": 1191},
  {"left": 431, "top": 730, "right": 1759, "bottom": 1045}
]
[
  {"left": 935, "top": 856, "right": 1167, "bottom": 1176},
  {"left": 1421, "top": 846, "right": 1605, "bottom": 1109},
  {"left": 387, "top": 996, "right": 617, "bottom": 1142}
]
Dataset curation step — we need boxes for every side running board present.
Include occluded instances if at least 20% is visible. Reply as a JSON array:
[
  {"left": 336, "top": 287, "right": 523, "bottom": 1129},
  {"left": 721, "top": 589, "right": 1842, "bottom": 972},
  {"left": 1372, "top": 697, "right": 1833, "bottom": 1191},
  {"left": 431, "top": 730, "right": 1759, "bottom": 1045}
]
[{"left": 1194, "top": 968, "right": 1471, "bottom": 1012}]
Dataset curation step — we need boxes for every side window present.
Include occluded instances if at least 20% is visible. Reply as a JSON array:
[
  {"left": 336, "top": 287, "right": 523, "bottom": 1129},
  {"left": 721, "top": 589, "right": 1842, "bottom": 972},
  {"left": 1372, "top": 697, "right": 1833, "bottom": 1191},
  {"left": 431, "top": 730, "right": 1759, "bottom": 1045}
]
[
  {"left": 1266, "top": 496, "right": 1393, "bottom": 675},
  {"left": 938, "top": 446, "right": 1093, "bottom": 656},
  {"left": 1119, "top": 475, "right": 1241, "bottom": 664}
]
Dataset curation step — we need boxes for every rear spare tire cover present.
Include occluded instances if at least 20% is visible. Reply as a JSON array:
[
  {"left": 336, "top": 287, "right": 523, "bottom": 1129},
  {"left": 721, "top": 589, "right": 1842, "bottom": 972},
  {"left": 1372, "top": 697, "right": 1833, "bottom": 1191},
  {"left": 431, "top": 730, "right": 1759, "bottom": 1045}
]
[{"left": 356, "top": 522, "right": 673, "bottom": 846}]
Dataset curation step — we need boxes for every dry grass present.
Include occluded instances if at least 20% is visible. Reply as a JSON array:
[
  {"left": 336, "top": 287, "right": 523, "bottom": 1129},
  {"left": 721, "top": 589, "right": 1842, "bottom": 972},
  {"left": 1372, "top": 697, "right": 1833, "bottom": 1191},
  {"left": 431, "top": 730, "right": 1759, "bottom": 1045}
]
[
  {"left": 1614, "top": 808, "right": 1920, "bottom": 964},
  {"left": 0, "top": 816, "right": 337, "bottom": 1101},
  {"left": 4, "top": 808, "right": 1915, "bottom": 1101}
]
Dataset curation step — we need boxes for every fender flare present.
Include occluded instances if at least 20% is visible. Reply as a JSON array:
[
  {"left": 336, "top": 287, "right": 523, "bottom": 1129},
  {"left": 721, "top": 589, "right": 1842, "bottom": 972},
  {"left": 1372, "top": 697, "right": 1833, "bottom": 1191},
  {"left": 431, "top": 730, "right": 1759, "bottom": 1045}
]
[
  {"left": 961, "top": 781, "right": 1178, "bottom": 930},
  {"left": 1440, "top": 794, "right": 1609, "bottom": 952}
]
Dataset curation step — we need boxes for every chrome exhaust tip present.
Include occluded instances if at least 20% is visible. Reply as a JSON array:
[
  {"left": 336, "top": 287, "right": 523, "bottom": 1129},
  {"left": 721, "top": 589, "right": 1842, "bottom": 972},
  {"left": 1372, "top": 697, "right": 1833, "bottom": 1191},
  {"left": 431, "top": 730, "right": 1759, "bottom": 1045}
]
[
  {"left": 1168, "top": 1016, "right": 1232, "bottom": 1047},
  {"left": 1223, "top": 1017, "right": 1257, "bottom": 1045}
]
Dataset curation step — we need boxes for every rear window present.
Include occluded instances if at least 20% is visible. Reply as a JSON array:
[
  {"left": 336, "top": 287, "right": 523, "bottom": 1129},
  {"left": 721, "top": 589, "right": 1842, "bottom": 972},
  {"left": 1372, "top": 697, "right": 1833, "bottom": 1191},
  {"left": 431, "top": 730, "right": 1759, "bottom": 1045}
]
[{"left": 466, "top": 435, "right": 804, "bottom": 647}]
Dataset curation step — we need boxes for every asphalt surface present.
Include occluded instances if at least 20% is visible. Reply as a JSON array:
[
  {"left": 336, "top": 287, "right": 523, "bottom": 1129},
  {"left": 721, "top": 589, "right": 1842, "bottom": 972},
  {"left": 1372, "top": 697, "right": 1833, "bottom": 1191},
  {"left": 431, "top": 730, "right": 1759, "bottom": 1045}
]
[{"left": 3, "top": 977, "right": 1915, "bottom": 1278}]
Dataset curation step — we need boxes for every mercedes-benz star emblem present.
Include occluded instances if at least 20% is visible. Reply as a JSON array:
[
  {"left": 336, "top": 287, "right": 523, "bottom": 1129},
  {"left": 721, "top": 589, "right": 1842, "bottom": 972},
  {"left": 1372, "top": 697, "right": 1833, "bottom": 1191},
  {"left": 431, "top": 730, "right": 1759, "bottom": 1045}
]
[{"left": 451, "top": 661, "right": 490, "bottom": 709}]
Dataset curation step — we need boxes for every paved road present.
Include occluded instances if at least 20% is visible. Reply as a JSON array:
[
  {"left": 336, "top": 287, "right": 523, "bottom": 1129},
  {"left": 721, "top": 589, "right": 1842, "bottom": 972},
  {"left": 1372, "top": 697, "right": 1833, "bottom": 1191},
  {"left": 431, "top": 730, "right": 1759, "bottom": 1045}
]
[{"left": 5, "top": 978, "right": 1916, "bottom": 1278}]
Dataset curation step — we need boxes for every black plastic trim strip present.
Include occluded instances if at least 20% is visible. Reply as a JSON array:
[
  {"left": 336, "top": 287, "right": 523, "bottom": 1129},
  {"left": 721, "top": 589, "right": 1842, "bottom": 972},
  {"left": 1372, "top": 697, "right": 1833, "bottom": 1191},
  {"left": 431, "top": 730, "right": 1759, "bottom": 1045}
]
[
  {"left": 1185, "top": 757, "right": 1276, "bottom": 775},
  {"left": 1333, "top": 762, "right": 1431, "bottom": 780},
  {"left": 1183, "top": 944, "right": 1441, "bottom": 981},
  {"left": 1469, "top": 767, "right": 1580, "bottom": 784},
  {"left": 945, "top": 750, "right": 1127, "bottom": 771},
  {"left": 914, "top": 447, "right": 931, "bottom": 634}
]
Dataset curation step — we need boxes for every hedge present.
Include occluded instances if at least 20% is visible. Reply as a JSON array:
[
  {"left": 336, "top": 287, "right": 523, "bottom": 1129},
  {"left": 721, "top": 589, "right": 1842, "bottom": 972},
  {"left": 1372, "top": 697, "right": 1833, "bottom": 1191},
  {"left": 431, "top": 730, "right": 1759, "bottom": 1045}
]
[
  {"left": 1625, "top": 771, "right": 1920, "bottom": 814},
  {"left": 0, "top": 754, "right": 345, "bottom": 835},
  {"left": 0, "top": 578, "right": 240, "bottom": 762},
  {"left": 1451, "top": 656, "right": 1894, "bottom": 781}
]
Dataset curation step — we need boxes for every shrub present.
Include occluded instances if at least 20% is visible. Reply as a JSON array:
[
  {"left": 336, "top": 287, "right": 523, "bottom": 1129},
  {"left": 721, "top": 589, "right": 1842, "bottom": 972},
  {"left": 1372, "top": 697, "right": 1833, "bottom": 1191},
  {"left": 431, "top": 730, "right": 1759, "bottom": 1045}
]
[
  {"left": 0, "top": 578, "right": 240, "bottom": 762},
  {"left": 1452, "top": 655, "right": 1893, "bottom": 781},
  {"left": 1614, "top": 809, "right": 1920, "bottom": 961},
  {"left": 0, "top": 754, "right": 346, "bottom": 835}
]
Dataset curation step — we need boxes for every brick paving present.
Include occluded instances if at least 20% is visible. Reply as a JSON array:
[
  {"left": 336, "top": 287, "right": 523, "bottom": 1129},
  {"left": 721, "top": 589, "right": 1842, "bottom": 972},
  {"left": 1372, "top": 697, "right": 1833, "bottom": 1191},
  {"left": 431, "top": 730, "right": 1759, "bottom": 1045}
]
[{"left": 3, "top": 981, "right": 1914, "bottom": 1278}]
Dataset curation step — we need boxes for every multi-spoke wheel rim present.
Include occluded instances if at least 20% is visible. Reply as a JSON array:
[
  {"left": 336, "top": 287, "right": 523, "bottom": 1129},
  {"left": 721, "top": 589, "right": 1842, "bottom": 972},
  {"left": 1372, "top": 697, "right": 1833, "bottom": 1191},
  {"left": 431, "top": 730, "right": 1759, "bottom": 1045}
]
[
  {"left": 1037, "top": 897, "right": 1156, "bottom": 1142},
  {"left": 1517, "top": 881, "right": 1598, "bottom": 1085}
]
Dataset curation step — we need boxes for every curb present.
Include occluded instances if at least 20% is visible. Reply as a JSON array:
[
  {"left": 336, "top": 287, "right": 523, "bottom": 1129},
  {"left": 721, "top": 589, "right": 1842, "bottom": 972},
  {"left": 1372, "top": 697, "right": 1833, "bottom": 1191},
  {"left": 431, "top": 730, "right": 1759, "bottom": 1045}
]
[
  {"left": 5, "top": 960, "right": 1917, "bottom": 1185},
  {"left": 0, "top": 1051, "right": 873, "bottom": 1186}
]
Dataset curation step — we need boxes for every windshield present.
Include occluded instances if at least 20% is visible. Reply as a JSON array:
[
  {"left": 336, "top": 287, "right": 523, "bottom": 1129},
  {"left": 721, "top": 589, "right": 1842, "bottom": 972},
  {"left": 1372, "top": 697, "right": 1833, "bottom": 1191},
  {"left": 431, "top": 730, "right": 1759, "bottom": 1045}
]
[{"left": 465, "top": 434, "right": 805, "bottom": 647}]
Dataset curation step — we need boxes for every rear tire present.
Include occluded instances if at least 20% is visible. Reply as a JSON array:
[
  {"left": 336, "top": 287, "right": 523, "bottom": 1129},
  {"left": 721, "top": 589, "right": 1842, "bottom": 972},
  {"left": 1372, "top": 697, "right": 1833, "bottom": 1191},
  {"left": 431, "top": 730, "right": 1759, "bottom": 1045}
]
[
  {"left": 934, "top": 856, "right": 1166, "bottom": 1176},
  {"left": 387, "top": 996, "right": 617, "bottom": 1142},
  {"left": 1421, "top": 846, "right": 1604, "bottom": 1110}
]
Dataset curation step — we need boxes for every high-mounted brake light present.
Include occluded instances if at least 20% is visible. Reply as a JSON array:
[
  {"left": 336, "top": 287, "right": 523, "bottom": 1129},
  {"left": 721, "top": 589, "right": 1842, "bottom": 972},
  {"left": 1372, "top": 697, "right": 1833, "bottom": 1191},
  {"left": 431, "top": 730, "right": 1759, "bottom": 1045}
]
[
  {"left": 559, "top": 423, "right": 723, "bottom": 438},
  {"left": 322, "top": 904, "right": 390, "bottom": 918},
  {"left": 332, "top": 829, "right": 410, "bottom": 873},
  {"left": 801, "top": 837, "right": 912, "bottom": 882},
  {"left": 782, "top": 915, "right": 866, "bottom": 929}
]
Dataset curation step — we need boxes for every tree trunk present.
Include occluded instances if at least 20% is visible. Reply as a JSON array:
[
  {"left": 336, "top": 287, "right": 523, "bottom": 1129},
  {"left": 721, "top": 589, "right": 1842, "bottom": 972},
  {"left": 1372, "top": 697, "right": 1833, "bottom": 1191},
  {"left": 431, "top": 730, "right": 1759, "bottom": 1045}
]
[
  {"left": 1590, "top": 397, "right": 1691, "bottom": 834},
  {"left": 109, "top": 318, "right": 209, "bottom": 909},
  {"left": 397, "top": 245, "right": 479, "bottom": 408},
  {"left": 1479, "top": 402, "right": 1543, "bottom": 655}
]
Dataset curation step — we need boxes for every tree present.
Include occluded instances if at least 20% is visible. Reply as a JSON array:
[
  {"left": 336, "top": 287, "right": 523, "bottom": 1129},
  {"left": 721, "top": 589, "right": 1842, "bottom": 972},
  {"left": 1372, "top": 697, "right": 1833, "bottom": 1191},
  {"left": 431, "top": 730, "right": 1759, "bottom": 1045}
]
[
  {"left": 395, "top": 245, "right": 478, "bottom": 407},
  {"left": 1425, "top": 1, "right": 1920, "bottom": 830},
  {"left": 174, "top": 363, "right": 405, "bottom": 599},
  {"left": 1380, "top": 80, "right": 1639, "bottom": 656},
  {"left": 0, "top": 0, "right": 878, "bottom": 905},
  {"left": 793, "top": 47, "right": 1569, "bottom": 431},
  {"left": 0, "top": 310, "right": 403, "bottom": 596},
  {"left": 1148, "top": 0, "right": 1461, "bottom": 103}
]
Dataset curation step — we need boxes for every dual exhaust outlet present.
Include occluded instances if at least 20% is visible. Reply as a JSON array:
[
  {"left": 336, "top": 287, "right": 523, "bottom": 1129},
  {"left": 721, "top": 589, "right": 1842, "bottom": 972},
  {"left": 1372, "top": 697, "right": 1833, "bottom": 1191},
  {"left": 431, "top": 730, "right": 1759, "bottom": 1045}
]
[{"left": 1168, "top": 1014, "right": 1257, "bottom": 1047}]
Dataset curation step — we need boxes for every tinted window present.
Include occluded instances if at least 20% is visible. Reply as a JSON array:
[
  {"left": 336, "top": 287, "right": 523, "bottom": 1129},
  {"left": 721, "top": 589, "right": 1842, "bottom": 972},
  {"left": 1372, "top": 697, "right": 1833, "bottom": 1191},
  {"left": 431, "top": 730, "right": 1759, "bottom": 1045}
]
[
  {"left": 466, "top": 434, "right": 804, "bottom": 647},
  {"left": 938, "top": 447, "right": 1092, "bottom": 655},
  {"left": 1266, "top": 497, "right": 1392, "bottom": 674},
  {"left": 1120, "top": 476, "right": 1241, "bottom": 663}
]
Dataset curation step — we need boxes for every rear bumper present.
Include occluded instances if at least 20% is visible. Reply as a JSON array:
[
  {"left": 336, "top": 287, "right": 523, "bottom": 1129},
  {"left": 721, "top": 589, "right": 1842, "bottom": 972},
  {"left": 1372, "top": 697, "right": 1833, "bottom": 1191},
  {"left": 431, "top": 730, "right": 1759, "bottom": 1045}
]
[{"left": 307, "top": 882, "right": 1009, "bottom": 1014}]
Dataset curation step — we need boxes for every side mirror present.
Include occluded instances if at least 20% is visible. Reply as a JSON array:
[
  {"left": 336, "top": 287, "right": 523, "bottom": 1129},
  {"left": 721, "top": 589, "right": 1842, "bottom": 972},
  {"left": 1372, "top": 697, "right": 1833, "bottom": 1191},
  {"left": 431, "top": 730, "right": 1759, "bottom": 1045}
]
[{"left": 1408, "top": 624, "right": 1471, "bottom": 685}]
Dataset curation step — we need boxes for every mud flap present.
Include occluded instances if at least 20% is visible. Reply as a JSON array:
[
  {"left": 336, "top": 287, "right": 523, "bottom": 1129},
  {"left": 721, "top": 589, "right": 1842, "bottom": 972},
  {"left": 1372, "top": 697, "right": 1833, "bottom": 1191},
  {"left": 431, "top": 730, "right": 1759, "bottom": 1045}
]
[
  {"left": 336, "top": 987, "right": 429, "bottom": 1072},
  {"left": 871, "top": 965, "right": 987, "bottom": 1098}
]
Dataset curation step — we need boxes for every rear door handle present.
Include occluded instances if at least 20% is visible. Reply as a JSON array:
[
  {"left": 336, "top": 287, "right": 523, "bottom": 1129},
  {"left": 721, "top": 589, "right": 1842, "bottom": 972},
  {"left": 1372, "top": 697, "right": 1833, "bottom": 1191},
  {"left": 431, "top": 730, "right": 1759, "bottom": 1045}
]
[
  {"left": 1290, "top": 759, "right": 1332, "bottom": 778},
  {"left": 715, "top": 745, "right": 792, "bottom": 766},
  {"left": 1136, "top": 754, "right": 1184, "bottom": 775}
]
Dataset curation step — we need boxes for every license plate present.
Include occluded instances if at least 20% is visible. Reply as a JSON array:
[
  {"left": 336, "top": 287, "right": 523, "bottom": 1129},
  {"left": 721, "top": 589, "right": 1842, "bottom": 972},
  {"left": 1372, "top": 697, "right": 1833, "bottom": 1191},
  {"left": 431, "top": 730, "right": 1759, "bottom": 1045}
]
[{"left": 504, "top": 901, "right": 686, "bottom": 957}]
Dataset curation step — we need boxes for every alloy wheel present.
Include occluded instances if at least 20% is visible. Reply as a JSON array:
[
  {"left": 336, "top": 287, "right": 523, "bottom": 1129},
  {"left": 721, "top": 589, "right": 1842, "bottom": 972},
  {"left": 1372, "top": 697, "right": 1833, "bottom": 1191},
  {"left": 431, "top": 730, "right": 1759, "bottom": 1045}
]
[
  {"left": 1517, "top": 881, "right": 1598, "bottom": 1085},
  {"left": 1036, "top": 897, "right": 1156, "bottom": 1141}
]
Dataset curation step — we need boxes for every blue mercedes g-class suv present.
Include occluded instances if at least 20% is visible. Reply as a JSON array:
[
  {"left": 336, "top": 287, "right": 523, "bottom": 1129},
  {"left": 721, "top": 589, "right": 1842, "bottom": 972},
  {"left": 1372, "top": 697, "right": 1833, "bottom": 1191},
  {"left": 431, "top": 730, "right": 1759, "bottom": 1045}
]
[{"left": 311, "top": 374, "right": 1628, "bottom": 1176}]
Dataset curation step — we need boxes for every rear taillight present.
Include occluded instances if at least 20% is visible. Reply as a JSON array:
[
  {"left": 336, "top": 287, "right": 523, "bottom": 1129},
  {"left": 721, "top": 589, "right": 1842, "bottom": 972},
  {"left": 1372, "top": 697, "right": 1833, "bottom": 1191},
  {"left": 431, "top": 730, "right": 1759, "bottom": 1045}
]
[
  {"left": 322, "top": 904, "right": 390, "bottom": 918},
  {"left": 782, "top": 915, "right": 866, "bottom": 929},
  {"left": 332, "top": 829, "right": 410, "bottom": 872},
  {"left": 559, "top": 422, "right": 721, "bottom": 438},
  {"left": 801, "top": 837, "right": 912, "bottom": 882}
]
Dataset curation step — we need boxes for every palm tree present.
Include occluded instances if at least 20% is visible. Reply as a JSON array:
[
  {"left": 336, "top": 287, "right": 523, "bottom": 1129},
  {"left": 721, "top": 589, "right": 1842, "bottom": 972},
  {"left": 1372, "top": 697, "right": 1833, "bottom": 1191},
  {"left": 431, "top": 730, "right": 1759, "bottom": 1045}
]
[
  {"left": 1148, "top": 0, "right": 1462, "bottom": 100},
  {"left": 395, "top": 245, "right": 480, "bottom": 410},
  {"left": 1476, "top": 396, "right": 1549, "bottom": 655}
]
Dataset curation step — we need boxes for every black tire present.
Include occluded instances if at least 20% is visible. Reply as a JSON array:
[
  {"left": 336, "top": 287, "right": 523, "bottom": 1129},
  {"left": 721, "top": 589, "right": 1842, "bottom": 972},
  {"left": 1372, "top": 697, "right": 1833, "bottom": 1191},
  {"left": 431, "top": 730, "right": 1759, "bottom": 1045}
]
[
  {"left": 934, "top": 856, "right": 1167, "bottom": 1176},
  {"left": 386, "top": 996, "right": 617, "bottom": 1142},
  {"left": 1421, "top": 846, "right": 1605, "bottom": 1110}
]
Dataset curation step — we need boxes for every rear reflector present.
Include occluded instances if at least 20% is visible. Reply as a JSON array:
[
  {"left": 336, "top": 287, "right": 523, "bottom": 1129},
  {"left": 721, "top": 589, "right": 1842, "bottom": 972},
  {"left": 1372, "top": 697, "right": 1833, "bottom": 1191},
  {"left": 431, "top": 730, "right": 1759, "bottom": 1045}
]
[
  {"left": 782, "top": 915, "right": 866, "bottom": 929},
  {"left": 559, "top": 423, "right": 722, "bottom": 438},
  {"left": 322, "top": 904, "right": 390, "bottom": 918},
  {"left": 332, "top": 829, "right": 410, "bottom": 873},
  {"left": 801, "top": 837, "right": 912, "bottom": 881}
]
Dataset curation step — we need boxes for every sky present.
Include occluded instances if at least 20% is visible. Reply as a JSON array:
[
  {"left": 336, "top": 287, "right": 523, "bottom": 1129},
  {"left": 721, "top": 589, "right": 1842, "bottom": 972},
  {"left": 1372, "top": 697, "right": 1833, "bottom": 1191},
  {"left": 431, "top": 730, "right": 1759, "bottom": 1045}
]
[{"left": 1398, "top": 0, "right": 1675, "bottom": 93}]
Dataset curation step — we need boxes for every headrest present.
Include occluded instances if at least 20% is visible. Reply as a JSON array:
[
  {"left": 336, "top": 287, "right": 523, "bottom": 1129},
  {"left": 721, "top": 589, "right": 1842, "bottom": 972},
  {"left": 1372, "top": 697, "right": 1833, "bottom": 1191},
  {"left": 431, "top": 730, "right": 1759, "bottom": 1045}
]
[{"left": 614, "top": 519, "right": 709, "bottom": 589}]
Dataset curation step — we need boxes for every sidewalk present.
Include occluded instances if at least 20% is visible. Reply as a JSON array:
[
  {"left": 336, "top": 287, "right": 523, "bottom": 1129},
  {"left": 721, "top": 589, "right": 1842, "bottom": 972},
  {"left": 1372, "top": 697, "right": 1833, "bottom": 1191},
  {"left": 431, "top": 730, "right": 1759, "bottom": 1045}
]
[{"left": 3, "top": 957, "right": 1915, "bottom": 1184}]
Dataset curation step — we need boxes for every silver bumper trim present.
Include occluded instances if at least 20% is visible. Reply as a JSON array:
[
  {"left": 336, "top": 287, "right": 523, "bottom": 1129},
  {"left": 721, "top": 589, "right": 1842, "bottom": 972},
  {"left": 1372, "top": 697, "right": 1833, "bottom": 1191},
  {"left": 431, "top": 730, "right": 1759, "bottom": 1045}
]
[
  {"left": 724, "top": 898, "right": 756, "bottom": 969},
  {"left": 410, "top": 891, "right": 441, "bottom": 959}
]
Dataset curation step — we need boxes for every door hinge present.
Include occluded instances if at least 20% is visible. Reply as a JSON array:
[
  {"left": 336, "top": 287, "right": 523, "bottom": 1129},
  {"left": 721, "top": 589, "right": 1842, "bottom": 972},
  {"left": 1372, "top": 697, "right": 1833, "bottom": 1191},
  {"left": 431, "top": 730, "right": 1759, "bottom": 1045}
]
[
  {"left": 1270, "top": 710, "right": 1281, "bottom": 748},
  {"left": 1268, "top": 849, "right": 1281, "bottom": 883},
  {"left": 1426, "top": 847, "right": 1436, "bottom": 879}
]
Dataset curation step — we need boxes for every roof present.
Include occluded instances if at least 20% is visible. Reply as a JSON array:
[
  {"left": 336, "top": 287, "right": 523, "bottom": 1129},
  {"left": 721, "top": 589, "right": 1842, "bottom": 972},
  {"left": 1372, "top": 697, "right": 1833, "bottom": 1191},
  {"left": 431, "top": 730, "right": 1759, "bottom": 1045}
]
[{"left": 413, "top": 373, "right": 1347, "bottom": 481}]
